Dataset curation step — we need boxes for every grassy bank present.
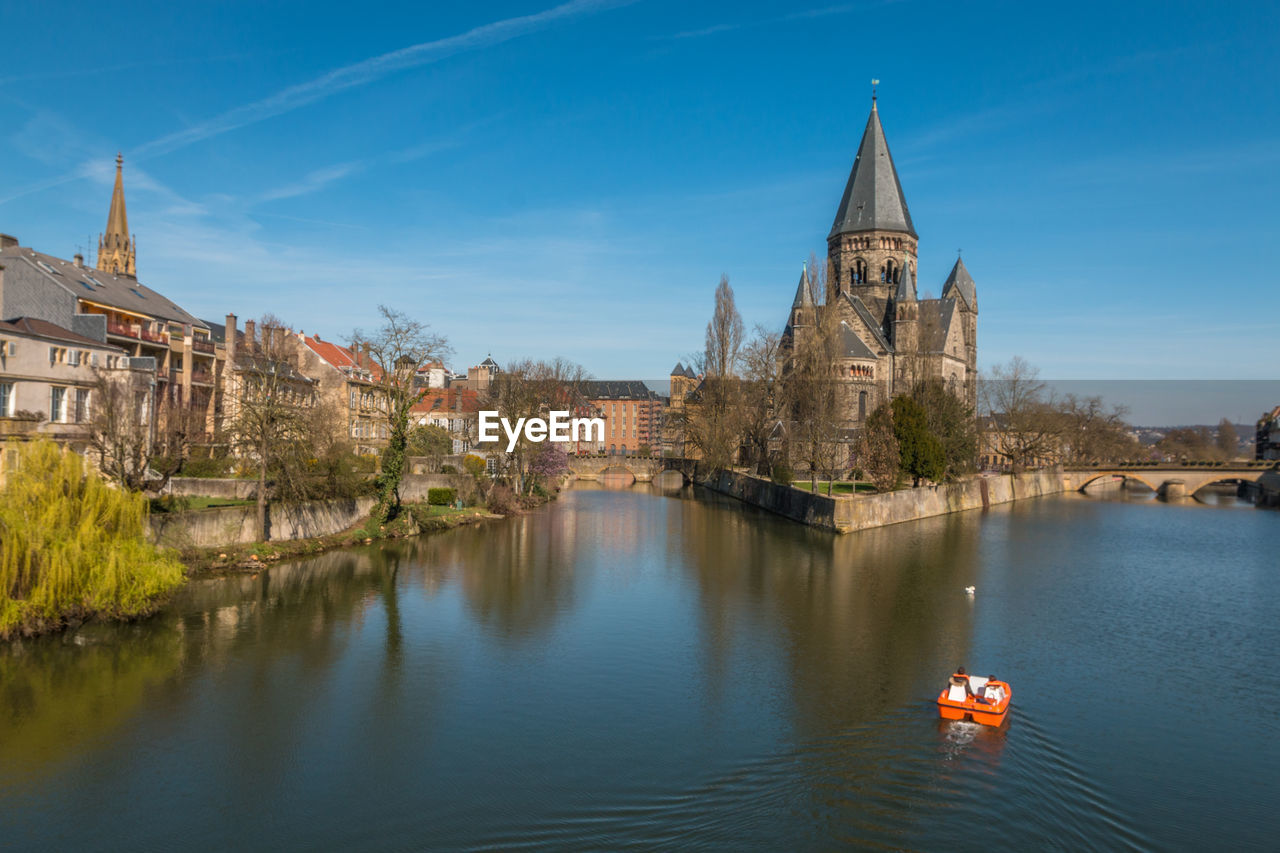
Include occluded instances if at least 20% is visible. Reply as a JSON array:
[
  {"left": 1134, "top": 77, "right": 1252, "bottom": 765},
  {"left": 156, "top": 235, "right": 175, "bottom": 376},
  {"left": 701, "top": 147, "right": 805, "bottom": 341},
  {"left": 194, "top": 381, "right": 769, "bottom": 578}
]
[
  {"left": 1, "top": 441, "right": 185, "bottom": 639},
  {"left": 179, "top": 503, "right": 497, "bottom": 576},
  {"left": 790, "top": 480, "right": 877, "bottom": 495}
]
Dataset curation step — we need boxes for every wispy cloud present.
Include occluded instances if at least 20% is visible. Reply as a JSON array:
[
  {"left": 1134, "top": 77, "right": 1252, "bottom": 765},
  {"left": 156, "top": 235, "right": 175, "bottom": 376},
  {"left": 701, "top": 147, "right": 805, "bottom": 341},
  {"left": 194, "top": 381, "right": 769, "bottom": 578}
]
[
  {"left": 133, "top": 0, "right": 632, "bottom": 160},
  {"left": 0, "top": 0, "right": 631, "bottom": 207},
  {"left": 259, "top": 162, "right": 366, "bottom": 202},
  {"left": 664, "top": 2, "right": 896, "bottom": 41}
]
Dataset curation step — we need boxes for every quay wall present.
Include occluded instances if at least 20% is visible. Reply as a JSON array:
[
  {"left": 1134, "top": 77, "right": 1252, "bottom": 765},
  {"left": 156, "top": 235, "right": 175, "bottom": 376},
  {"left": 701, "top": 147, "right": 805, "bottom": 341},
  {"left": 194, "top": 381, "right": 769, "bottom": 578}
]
[
  {"left": 700, "top": 467, "right": 1065, "bottom": 534},
  {"left": 149, "top": 496, "right": 377, "bottom": 549}
]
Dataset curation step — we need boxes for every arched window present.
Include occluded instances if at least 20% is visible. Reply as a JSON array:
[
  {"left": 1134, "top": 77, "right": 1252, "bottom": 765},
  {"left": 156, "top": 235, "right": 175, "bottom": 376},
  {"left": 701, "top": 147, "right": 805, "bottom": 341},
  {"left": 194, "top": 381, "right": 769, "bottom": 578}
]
[
  {"left": 851, "top": 259, "right": 867, "bottom": 285},
  {"left": 859, "top": 391, "right": 868, "bottom": 420},
  {"left": 880, "top": 264, "right": 888, "bottom": 283},
  {"left": 884, "top": 259, "right": 898, "bottom": 284}
]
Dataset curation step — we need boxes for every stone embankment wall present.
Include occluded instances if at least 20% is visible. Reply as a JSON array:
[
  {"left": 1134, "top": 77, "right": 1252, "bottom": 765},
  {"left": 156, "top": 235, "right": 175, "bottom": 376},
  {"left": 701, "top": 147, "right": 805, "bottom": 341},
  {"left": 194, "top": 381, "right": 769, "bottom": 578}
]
[
  {"left": 165, "top": 477, "right": 258, "bottom": 499},
  {"left": 1246, "top": 469, "right": 1280, "bottom": 508},
  {"left": 149, "top": 496, "right": 377, "bottom": 549},
  {"left": 701, "top": 467, "right": 1065, "bottom": 534}
]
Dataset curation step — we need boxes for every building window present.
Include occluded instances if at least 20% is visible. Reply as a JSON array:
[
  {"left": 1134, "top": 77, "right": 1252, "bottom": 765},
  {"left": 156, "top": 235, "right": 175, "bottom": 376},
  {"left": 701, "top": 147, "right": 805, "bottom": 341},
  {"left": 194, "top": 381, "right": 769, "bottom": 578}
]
[
  {"left": 50, "top": 386, "right": 66, "bottom": 423},
  {"left": 74, "top": 388, "right": 90, "bottom": 423},
  {"left": 0, "top": 382, "right": 12, "bottom": 417},
  {"left": 859, "top": 391, "right": 868, "bottom": 420}
]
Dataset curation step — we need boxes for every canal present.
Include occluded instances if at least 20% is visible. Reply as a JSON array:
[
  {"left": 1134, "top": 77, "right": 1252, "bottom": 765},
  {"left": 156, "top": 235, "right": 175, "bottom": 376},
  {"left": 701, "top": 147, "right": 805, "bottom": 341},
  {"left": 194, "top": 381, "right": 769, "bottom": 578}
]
[{"left": 2, "top": 485, "right": 1277, "bottom": 850}]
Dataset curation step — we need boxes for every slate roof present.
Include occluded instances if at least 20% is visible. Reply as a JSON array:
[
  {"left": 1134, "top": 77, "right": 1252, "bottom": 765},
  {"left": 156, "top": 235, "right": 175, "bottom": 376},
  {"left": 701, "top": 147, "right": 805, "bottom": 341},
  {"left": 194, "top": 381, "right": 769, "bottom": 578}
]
[
  {"left": 829, "top": 102, "right": 917, "bottom": 239},
  {"left": 582, "top": 380, "right": 660, "bottom": 401},
  {"left": 1, "top": 246, "right": 205, "bottom": 327},
  {"left": 843, "top": 293, "right": 893, "bottom": 353},
  {"left": 941, "top": 257, "right": 977, "bottom": 311},
  {"left": 894, "top": 263, "right": 917, "bottom": 302},
  {"left": 838, "top": 321, "right": 878, "bottom": 360},
  {"left": 917, "top": 298, "right": 959, "bottom": 353},
  {"left": 670, "top": 361, "right": 685, "bottom": 376},
  {"left": 683, "top": 366, "right": 697, "bottom": 379},
  {"left": 0, "top": 316, "right": 125, "bottom": 349},
  {"left": 790, "top": 266, "right": 816, "bottom": 310}
]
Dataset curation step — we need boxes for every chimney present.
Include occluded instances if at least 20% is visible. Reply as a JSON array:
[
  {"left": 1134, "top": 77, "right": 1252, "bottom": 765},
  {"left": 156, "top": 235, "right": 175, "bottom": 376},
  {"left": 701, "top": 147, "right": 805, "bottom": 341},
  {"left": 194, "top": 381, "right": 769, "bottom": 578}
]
[
  {"left": 0, "top": 234, "right": 17, "bottom": 251},
  {"left": 244, "top": 319, "right": 256, "bottom": 353},
  {"left": 73, "top": 252, "right": 84, "bottom": 267},
  {"left": 225, "top": 313, "right": 238, "bottom": 363}
]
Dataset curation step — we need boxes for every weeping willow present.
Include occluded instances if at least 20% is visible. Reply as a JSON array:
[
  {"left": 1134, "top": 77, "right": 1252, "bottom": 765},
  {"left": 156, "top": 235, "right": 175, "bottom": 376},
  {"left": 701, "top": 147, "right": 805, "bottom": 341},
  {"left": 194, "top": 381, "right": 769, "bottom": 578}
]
[{"left": 0, "top": 440, "right": 185, "bottom": 638}]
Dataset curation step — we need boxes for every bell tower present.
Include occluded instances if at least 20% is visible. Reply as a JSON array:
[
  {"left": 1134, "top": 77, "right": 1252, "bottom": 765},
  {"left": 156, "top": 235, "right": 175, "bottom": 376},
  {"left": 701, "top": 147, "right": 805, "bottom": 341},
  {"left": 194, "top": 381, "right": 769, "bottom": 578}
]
[
  {"left": 97, "top": 153, "right": 136, "bottom": 277},
  {"left": 826, "top": 96, "right": 917, "bottom": 327}
]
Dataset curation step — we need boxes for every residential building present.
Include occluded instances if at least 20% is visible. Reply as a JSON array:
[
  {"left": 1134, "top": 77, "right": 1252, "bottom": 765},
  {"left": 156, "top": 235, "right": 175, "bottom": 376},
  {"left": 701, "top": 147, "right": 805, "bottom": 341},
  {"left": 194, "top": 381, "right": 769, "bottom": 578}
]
[
  {"left": 292, "top": 330, "right": 387, "bottom": 456},
  {"left": 411, "top": 387, "right": 481, "bottom": 454},
  {"left": 0, "top": 316, "right": 150, "bottom": 483},
  {"left": 583, "top": 380, "right": 662, "bottom": 455},
  {"left": 0, "top": 157, "right": 220, "bottom": 434},
  {"left": 1257, "top": 405, "right": 1280, "bottom": 461}
]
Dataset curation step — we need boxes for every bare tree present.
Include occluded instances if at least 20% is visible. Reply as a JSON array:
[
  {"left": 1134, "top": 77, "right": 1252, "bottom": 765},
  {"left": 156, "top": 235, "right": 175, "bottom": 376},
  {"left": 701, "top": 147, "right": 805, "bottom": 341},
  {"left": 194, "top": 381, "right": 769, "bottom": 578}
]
[
  {"left": 479, "top": 358, "right": 588, "bottom": 495},
  {"left": 980, "top": 356, "right": 1062, "bottom": 472},
  {"left": 855, "top": 400, "right": 900, "bottom": 491},
  {"left": 226, "top": 317, "right": 317, "bottom": 540},
  {"left": 738, "top": 325, "right": 783, "bottom": 477},
  {"left": 351, "top": 306, "right": 452, "bottom": 520},
  {"left": 87, "top": 365, "right": 203, "bottom": 492},
  {"left": 784, "top": 305, "right": 845, "bottom": 492},
  {"left": 676, "top": 276, "right": 747, "bottom": 471},
  {"left": 1058, "top": 394, "right": 1137, "bottom": 463}
]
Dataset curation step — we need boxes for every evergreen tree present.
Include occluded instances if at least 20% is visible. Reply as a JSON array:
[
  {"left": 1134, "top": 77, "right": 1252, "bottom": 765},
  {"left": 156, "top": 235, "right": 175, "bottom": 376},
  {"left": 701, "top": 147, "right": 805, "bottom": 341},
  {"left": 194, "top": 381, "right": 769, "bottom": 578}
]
[{"left": 892, "top": 395, "right": 945, "bottom": 486}]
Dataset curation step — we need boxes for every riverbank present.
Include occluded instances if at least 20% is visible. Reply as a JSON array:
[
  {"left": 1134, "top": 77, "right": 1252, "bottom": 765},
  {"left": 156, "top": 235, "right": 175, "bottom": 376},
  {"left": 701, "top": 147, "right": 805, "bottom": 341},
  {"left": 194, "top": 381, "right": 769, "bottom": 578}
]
[
  {"left": 178, "top": 503, "right": 501, "bottom": 577},
  {"left": 699, "top": 467, "right": 1065, "bottom": 533}
]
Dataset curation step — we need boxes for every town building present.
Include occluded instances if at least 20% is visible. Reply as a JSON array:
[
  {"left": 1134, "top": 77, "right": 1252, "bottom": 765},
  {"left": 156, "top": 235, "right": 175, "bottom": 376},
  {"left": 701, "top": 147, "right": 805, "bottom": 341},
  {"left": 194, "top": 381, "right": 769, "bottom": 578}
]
[
  {"left": 0, "top": 156, "right": 221, "bottom": 435},
  {"left": 411, "top": 386, "right": 482, "bottom": 454},
  {"left": 292, "top": 330, "right": 387, "bottom": 456},
  {"left": 780, "top": 96, "right": 978, "bottom": 426},
  {"left": 1257, "top": 405, "right": 1280, "bottom": 461},
  {"left": 582, "top": 380, "right": 662, "bottom": 455}
]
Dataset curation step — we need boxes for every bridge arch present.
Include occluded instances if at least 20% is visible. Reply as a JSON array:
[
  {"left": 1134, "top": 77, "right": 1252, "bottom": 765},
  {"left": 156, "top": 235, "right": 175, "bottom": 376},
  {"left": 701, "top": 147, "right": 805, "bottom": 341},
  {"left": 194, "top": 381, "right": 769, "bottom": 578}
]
[
  {"left": 598, "top": 465, "right": 637, "bottom": 487},
  {"left": 1076, "top": 471, "right": 1160, "bottom": 493}
]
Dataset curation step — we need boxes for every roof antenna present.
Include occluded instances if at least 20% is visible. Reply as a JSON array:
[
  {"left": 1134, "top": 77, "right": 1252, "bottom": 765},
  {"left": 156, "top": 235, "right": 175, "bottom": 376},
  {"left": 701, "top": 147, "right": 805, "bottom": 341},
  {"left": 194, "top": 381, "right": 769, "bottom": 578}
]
[{"left": 871, "top": 78, "right": 879, "bottom": 103}]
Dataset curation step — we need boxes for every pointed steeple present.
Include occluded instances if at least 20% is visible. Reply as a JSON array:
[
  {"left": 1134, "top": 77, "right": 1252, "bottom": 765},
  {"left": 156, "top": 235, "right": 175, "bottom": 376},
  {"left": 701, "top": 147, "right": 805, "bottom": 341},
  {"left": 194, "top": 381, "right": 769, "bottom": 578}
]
[
  {"left": 894, "top": 261, "right": 916, "bottom": 302},
  {"left": 829, "top": 100, "right": 916, "bottom": 239},
  {"left": 670, "top": 361, "right": 685, "bottom": 376},
  {"left": 941, "top": 256, "right": 977, "bottom": 311},
  {"left": 790, "top": 264, "right": 815, "bottom": 310},
  {"left": 97, "top": 153, "right": 136, "bottom": 277}
]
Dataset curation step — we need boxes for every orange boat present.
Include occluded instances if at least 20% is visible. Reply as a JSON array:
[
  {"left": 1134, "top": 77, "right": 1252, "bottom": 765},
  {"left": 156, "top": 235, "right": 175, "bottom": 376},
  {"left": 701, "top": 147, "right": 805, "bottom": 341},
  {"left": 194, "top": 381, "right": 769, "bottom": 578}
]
[{"left": 936, "top": 670, "right": 1011, "bottom": 727}]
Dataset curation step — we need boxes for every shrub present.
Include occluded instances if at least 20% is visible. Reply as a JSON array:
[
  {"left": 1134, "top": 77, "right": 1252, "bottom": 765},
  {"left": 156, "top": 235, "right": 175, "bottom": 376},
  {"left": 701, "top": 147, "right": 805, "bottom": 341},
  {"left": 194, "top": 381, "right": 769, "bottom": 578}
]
[
  {"left": 771, "top": 463, "right": 793, "bottom": 486},
  {"left": 427, "top": 487, "right": 456, "bottom": 506},
  {"left": 486, "top": 484, "right": 517, "bottom": 515},
  {"left": 0, "top": 440, "right": 185, "bottom": 638}
]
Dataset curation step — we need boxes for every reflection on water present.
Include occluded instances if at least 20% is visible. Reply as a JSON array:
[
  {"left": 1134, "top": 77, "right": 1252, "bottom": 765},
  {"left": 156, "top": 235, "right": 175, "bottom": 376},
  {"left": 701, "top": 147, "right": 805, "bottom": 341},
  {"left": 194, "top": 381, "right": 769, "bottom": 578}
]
[{"left": 0, "top": 483, "right": 1276, "bottom": 850}]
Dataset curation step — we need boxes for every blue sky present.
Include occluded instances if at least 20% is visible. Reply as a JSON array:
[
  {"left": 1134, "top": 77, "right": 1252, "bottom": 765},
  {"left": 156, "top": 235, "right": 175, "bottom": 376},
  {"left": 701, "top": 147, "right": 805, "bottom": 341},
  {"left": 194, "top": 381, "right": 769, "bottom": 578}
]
[{"left": 1, "top": 0, "right": 1277, "bottom": 402}]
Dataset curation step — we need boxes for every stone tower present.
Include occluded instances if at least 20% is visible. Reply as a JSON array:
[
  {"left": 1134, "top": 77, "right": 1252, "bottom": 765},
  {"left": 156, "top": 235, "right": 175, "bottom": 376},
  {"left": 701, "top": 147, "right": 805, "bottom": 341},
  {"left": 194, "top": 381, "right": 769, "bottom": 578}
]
[
  {"left": 97, "top": 153, "right": 136, "bottom": 277},
  {"left": 826, "top": 96, "right": 917, "bottom": 330}
]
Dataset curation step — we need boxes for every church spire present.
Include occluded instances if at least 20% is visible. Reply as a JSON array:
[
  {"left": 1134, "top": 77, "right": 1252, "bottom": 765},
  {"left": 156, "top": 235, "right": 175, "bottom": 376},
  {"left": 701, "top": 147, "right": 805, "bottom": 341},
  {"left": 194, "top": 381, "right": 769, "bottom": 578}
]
[
  {"left": 97, "top": 152, "right": 136, "bottom": 277},
  {"left": 790, "top": 263, "right": 816, "bottom": 310},
  {"left": 829, "top": 101, "right": 916, "bottom": 239},
  {"left": 941, "top": 255, "right": 977, "bottom": 312}
]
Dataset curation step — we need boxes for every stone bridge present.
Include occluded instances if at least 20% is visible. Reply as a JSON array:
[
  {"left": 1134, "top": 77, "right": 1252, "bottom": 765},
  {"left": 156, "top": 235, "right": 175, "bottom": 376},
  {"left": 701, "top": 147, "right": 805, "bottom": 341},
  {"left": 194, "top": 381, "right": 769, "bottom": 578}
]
[
  {"left": 566, "top": 455, "right": 694, "bottom": 487},
  {"left": 1062, "top": 462, "right": 1276, "bottom": 499}
]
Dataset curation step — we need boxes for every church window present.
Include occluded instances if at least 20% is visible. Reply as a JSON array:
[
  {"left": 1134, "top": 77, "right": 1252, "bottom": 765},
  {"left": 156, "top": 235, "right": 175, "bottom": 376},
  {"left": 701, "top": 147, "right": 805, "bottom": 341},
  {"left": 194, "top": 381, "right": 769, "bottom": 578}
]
[{"left": 859, "top": 391, "right": 867, "bottom": 420}]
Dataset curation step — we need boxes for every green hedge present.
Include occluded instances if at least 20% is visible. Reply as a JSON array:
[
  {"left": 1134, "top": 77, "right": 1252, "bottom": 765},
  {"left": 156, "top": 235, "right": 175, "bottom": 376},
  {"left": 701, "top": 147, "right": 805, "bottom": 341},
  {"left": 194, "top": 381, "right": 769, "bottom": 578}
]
[{"left": 427, "top": 487, "right": 456, "bottom": 506}]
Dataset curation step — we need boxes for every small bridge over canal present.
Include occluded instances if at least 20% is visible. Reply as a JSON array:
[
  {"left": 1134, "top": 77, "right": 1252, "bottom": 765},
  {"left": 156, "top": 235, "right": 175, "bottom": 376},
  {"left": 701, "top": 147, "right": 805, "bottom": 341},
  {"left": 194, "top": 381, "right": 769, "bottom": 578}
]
[
  {"left": 566, "top": 455, "right": 695, "bottom": 488},
  {"left": 1063, "top": 461, "right": 1276, "bottom": 499}
]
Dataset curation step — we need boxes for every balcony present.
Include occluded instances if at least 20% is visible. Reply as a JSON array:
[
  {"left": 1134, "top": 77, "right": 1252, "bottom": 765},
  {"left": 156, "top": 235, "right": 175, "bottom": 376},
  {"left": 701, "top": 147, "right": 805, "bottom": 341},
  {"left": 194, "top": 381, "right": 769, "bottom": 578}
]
[
  {"left": 191, "top": 339, "right": 216, "bottom": 355},
  {"left": 191, "top": 369, "right": 214, "bottom": 385},
  {"left": 140, "top": 327, "right": 169, "bottom": 344},
  {"left": 107, "top": 320, "right": 140, "bottom": 339}
]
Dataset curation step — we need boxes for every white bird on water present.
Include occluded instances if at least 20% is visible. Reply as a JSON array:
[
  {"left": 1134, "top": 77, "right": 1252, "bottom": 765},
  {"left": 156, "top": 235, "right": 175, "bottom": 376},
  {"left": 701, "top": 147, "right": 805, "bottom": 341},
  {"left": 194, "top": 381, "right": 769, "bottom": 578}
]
[{"left": 964, "top": 586, "right": 976, "bottom": 596}]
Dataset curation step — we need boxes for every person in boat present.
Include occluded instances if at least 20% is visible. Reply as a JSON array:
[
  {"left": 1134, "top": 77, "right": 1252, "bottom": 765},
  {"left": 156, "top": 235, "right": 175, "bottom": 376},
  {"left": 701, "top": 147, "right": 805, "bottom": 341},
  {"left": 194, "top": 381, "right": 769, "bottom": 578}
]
[{"left": 949, "top": 667, "right": 977, "bottom": 699}]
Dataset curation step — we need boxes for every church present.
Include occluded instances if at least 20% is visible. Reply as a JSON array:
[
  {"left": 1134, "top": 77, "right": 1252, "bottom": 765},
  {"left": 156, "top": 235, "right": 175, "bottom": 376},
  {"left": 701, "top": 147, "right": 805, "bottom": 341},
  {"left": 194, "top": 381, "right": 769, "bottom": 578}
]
[{"left": 781, "top": 96, "right": 978, "bottom": 426}]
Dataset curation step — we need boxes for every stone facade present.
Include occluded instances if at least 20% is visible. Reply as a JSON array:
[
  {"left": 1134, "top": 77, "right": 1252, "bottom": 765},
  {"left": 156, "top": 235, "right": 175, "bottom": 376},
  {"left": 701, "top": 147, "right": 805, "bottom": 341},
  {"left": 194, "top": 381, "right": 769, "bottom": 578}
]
[{"left": 782, "top": 99, "right": 979, "bottom": 427}]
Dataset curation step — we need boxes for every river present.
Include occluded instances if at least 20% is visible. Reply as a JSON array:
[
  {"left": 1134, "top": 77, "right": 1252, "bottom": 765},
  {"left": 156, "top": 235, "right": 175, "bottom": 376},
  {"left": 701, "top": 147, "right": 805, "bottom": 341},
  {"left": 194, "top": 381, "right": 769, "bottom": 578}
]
[{"left": 2, "top": 485, "right": 1277, "bottom": 850}]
